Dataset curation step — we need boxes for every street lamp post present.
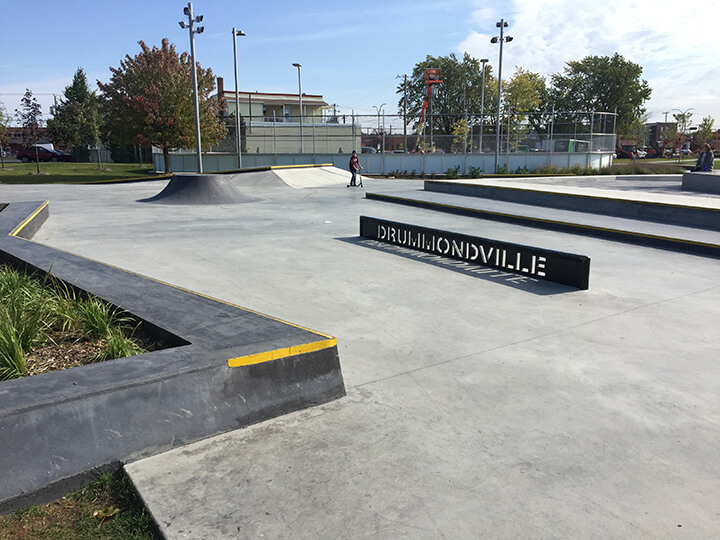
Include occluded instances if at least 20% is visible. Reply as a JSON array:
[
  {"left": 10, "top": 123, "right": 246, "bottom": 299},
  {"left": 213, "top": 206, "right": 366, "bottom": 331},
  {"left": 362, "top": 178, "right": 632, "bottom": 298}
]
[
  {"left": 232, "top": 28, "right": 245, "bottom": 169},
  {"left": 479, "top": 58, "right": 488, "bottom": 153},
  {"left": 179, "top": 2, "right": 205, "bottom": 173},
  {"left": 491, "top": 19, "right": 513, "bottom": 173},
  {"left": 292, "top": 63, "right": 303, "bottom": 153}
]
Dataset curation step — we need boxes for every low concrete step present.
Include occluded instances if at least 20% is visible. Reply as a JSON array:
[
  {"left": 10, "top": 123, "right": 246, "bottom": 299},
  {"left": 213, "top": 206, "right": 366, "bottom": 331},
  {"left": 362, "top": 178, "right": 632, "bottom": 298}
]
[
  {"left": 423, "top": 179, "right": 720, "bottom": 231},
  {"left": 366, "top": 190, "right": 720, "bottom": 258}
]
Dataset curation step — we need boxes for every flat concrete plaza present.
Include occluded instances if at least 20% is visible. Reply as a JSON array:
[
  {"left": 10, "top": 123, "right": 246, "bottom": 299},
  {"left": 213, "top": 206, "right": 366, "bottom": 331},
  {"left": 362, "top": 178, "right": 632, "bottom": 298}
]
[{"left": 1, "top": 172, "right": 719, "bottom": 538}]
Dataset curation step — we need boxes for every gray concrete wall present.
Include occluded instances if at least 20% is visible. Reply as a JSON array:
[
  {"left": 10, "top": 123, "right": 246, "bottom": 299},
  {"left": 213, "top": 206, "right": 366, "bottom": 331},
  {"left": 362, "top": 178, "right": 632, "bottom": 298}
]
[{"left": 682, "top": 171, "right": 720, "bottom": 194}]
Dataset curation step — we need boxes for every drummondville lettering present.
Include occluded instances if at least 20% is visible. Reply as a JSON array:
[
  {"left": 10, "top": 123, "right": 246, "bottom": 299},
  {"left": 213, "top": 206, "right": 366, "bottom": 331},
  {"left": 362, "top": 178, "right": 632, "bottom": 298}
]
[
  {"left": 377, "top": 224, "right": 546, "bottom": 277},
  {"left": 361, "top": 240, "right": 538, "bottom": 284}
]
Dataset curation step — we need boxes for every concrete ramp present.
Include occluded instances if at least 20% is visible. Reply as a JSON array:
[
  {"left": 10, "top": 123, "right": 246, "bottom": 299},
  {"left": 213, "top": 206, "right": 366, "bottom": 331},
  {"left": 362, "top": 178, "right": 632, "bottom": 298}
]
[
  {"left": 139, "top": 173, "right": 263, "bottom": 205},
  {"left": 140, "top": 166, "right": 349, "bottom": 205},
  {"left": 273, "top": 165, "right": 349, "bottom": 188}
]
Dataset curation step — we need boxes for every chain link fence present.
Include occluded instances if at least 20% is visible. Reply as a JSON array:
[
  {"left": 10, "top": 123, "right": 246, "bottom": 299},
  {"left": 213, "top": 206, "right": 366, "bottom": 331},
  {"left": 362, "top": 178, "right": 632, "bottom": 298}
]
[
  {"left": 208, "top": 110, "right": 616, "bottom": 156},
  {"left": 160, "top": 110, "right": 617, "bottom": 173}
]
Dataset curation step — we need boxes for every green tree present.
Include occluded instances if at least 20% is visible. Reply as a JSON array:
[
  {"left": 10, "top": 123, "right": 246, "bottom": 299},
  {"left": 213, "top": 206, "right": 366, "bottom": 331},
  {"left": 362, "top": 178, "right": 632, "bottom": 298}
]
[
  {"left": 398, "top": 53, "right": 497, "bottom": 146},
  {"left": 450, "top": 118, "right": 471, "bottom": 153},
  {"left": 624, "top": 112, "right": 650, "bottom": 146},
  {"left": 0, "top": 102, "right": 11, "bottom": 169},
  {"left": 47, "top": 68, "right": 101, "bottom": 165},
  {"left": 503, "top": 67, "right": 546, "bottom": 114},
  {"left": 673, "top": 111, "right": 692, "bottom": 135},
  {"left": 15, "top": 89, "right": 43, "bottom": 173},
  {"left": 549, "top": 53, "right": 651, "bottom": 139},
  {"left": 694, "top": 116, "right": 715, "bottom": 147},
  {"left": 97, "top": 39, "right": 226, "bottom": 173},
  {"left": 502, "top": 68, "right": 547, "bottom": 150}
]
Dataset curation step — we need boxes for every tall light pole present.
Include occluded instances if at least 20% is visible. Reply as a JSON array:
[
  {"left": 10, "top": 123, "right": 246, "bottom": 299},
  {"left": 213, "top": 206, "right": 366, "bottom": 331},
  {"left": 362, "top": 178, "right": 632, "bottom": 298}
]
[
  {"left": 479, "top": 58, "right": 488, "bottom": 153},
  {"left": 292, "top": 63, "right": 303, "bottom": 153},
  {"left": 491, "top": 19, "right": 513, "bottom": 173},
  {"left": 179, "top": 2, "right": 205, "bottom": 173},
  {"left": 232, "top": 28, "right": 245, "bottom": 169}
]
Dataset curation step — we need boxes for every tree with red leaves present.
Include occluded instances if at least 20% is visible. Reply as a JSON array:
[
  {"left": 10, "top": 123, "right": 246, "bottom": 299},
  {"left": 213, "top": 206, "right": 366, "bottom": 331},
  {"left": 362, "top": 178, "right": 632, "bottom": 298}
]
[{"left": 98, "top": 38, "right": 225, "bottom": 173}]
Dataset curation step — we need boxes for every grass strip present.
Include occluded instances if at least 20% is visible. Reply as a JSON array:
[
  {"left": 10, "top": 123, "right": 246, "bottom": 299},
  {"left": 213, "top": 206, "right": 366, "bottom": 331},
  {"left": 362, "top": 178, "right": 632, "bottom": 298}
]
[
  {"left": 0, "top": 470, "right": 159, "bottom": 539},
  {"left": 0, "top": 162, "right": 160, "bottom": 184}
]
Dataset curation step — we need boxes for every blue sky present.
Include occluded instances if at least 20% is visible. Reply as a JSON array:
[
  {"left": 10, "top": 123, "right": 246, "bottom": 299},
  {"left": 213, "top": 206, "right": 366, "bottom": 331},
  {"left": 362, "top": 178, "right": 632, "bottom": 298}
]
[{"left": 1, "top": 0, "right": 718, "bottom": 129}]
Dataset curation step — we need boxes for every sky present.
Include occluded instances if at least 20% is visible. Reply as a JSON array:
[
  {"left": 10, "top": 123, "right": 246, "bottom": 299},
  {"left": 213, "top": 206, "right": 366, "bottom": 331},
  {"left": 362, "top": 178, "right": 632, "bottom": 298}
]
[{"left": 1, "top": 0, "right": 718, "bottom": 129}]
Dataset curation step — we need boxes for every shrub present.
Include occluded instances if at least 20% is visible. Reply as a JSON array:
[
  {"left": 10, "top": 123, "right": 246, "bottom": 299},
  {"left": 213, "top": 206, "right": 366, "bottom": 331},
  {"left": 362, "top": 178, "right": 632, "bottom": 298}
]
[
  {"left": 445, "top": 165, "right": 460, "bottom": 179},
  {"left": 468, "top": 166, "right": 482, "bottom": 178},
  {"left": 78, "top": 297, "right": 133, "bottom": 341},
  {"left": 532, "top": 164, "right": 559, "bottom": 175},
  {"left": 95, "top": 327, "right": 146, "bottom": 361}
]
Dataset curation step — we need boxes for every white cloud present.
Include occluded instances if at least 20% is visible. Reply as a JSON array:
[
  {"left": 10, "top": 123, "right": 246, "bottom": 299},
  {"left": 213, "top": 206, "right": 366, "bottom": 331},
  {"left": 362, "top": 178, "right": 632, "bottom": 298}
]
[{"left": 457, "top": 0, "right": 720, "bottom": 123}]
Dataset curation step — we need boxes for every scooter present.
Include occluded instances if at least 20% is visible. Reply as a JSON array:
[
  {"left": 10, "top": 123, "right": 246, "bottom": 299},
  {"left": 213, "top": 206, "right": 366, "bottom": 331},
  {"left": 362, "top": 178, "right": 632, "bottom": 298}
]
[{"left": 347, "top": 174, "right": 363, "bottom": 188}]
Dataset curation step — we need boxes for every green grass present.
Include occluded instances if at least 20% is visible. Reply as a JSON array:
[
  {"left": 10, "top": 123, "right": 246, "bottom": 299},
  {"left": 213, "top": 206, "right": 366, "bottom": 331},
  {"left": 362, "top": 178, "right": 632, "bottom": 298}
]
[
  {"left": 0, "top": 161, "right": 163, "bottom": 184},
  {"left": 0, "top": 469, "right": 158, "bottom": 539}
]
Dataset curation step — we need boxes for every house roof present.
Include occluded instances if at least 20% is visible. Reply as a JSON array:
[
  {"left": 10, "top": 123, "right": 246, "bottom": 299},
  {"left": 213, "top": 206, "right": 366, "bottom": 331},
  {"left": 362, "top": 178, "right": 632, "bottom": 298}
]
[{"left": 217, "top": 91, "right": 328, "bottom": 107}]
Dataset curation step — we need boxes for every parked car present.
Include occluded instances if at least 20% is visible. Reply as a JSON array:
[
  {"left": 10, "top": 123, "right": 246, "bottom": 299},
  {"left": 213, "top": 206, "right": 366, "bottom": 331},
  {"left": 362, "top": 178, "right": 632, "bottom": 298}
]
[
  {"left": 615, "top": 146, "right": 636, "bottom": 159},
  {"left": 361, "top": 146, "right": 377, "bottom": 154},
  {"left": 16, "top": 146, "right": 72, "bottom": 163}
]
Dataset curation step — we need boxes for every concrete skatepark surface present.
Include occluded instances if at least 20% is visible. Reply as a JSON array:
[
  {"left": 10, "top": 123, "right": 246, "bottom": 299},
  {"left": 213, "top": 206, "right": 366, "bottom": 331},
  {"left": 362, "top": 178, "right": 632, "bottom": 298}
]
[{"left": 1, "top": 170, "right": 719, "bottom": 538}]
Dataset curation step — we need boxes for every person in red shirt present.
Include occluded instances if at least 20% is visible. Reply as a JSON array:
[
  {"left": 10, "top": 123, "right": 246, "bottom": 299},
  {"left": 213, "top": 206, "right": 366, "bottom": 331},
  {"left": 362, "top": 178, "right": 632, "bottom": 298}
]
[{"left": 348, "top": 150, "right": 363, "bottom": 187}]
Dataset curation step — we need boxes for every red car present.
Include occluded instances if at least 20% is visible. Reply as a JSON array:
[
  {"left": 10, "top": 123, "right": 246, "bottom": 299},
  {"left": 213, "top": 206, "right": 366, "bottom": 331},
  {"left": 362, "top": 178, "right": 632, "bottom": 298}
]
[
  {"left": 16, "top": 146, "right": 72, "bottom": 163},
  {"left": 615, "top": 146, "right": 636, "bottom": 159}
]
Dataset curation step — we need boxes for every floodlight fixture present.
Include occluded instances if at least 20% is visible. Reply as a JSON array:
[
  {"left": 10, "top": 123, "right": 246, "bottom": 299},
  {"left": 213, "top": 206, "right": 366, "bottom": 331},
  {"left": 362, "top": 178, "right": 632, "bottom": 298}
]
[
  {"left": 292, "top": 63, "right": 303, "bottom": 152},
  {"left": 491, "top": 18, "right": 513, "bottom": 173},
  {"left": 232, "top": 27, "right": 246, "bottom": 168},
  {"left": 180, "top": 2, "right": 204, "bottom": 173}
]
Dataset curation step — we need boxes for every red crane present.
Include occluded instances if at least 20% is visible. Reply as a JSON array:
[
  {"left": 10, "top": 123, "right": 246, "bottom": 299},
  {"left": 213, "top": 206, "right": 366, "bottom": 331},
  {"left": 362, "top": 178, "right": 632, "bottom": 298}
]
[{"left": 415, "top": 68, "right": 443, "bottom": 152}]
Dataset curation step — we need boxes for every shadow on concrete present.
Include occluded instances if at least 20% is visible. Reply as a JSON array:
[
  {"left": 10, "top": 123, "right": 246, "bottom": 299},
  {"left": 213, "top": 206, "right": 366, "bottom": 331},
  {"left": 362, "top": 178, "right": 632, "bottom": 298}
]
[{"left": 337, "top": 237, "right": 576, "bottom": 296}]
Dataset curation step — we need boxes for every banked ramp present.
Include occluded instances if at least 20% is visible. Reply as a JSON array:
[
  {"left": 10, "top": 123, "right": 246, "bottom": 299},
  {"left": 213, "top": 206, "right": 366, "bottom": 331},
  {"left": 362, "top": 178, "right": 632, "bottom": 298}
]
[{"left": 140, "top": 165, "right": 350, "bottom": 205}]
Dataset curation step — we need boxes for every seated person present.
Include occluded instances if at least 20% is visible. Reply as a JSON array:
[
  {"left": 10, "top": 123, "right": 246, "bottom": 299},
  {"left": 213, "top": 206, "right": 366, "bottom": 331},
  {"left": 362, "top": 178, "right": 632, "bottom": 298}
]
[{"left": 691, "top": 143, "right": 714, "bottom": 172}]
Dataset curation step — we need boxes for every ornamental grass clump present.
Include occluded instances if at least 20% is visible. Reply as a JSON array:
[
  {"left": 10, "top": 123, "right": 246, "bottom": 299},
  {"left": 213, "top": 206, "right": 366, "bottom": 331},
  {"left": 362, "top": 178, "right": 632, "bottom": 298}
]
[{"left": 0, "top": 265, "right": 148, "bottom": 380}]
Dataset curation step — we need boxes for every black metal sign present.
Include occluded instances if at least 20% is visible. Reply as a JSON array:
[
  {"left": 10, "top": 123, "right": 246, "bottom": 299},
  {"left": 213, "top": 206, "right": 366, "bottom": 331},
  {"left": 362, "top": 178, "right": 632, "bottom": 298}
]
[{"left": 360, "top": 216, "right": 590, "bottom": 290}]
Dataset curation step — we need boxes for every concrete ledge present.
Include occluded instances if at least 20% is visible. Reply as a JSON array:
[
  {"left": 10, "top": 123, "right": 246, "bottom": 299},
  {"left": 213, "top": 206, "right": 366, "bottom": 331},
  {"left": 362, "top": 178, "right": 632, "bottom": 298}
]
[
  {"left": 365, "top": 191, "right": 720, "bottom": 258},
  {"left": 425, "top": 180, "right": 720, "bottom": 231},
  {"left": 0, "top": 201, "right": 345, "bottom": 513},
  {"left": 682, "top": 171, "right": 720, "bottom": 194}
]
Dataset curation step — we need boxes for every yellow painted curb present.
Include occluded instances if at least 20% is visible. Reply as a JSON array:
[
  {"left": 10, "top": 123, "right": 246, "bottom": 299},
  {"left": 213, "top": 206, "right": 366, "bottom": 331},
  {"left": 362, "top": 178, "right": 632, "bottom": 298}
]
[
  {"left": 227, "top": 337, "right": 338, "bottom": 367},
  {"left": 9, "top": 201, "right": 49, "bottom": 237}
]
